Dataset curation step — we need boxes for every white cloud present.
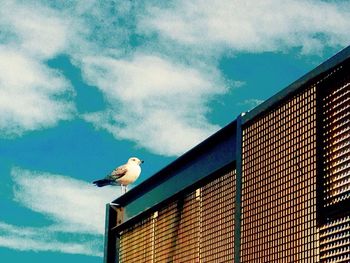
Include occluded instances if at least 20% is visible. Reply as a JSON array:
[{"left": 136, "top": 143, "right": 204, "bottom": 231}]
[
  {"left": 81, "top": 54, "right": 227, "bottom": 156},
  {"left": 0, "top": 47, "right": 75, "bottom": 137},
  {"left": 0, "top": 0, "right": 348, "bottom": 152},
  {"left": 67, "top": 0, "right": 350, "bottom": 157},
  {"left": 0, "top": 1, "right": 71, "bottom": 59},
  {"left": 1, "top": 0, "right": 348, "bottom": 153},
  {"left": 2, "top": 167, "right": 122, "bottom": 256},
  {"left": 139, "top": 0, "right": 350, "bottom": 55},
  {"left": 11, "top": 167, "right": 118, "bottom": 235},
  {"left": 0, "top": 222, "right": 102, "bottom": 257},
  {"left": 0, "top": 1, "right": 77, "bottom": 137}
]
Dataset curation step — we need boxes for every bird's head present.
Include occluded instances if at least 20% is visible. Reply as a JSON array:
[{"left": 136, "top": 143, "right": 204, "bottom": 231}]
[{"left": 128, "top": 157, "right": 144, "bottom": 165}]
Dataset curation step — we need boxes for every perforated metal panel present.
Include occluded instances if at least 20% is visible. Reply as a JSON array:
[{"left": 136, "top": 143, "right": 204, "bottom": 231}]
[
  {"left": 119, "top": 217, "right": 153, "bottom": 262},
  {"left": 241, "top": 86, "right": 320, "bottom": 262},
  {"left": 201, "top": 170, "right": 236, "bottom": 262},
  {"left": 319, "top": 72, "right": 350, "bottom": 263},
  {"left": 118, "top": 169, "right": 235, "bottom": 263},
  {"left": 322, "top": 80, "right": 350, "bottom": 208},
  {"left": 320, "top": 215, "right": 350, "bottom": 262},
  {"left": 154, "top": 191, "right": 201, "bottom": 262}
]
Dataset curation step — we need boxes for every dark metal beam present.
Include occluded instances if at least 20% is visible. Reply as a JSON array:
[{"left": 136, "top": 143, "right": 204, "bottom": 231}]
[
  {"left": 110, "top": 161, "right": 236, "bottom": 234},
  {"left": 112, "top": 120, "right": 237, "bottom": 222}
]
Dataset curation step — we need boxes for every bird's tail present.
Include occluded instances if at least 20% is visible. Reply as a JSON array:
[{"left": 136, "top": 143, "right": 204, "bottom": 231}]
[{"left": 93, "top": 179, "right": 112, "bottom": 187}]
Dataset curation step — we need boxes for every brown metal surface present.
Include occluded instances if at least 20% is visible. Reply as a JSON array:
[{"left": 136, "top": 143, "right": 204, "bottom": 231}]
[
  {"left": 319, "top": 72, "right": 350, "bottom": 263},
  {"left": 320, "top": 215, "right": 350, "bottom": 262},
  {"left": 201, "top": 170, "right": 236, "bottom": 262},
  {"left": 118, "top": 169, "right": 236, "bottom": 263},
  {"left": 241, "top": 86, "right": 320, "bottom": 262},
  {"left": 154, "top": 191, "right": 200, "bottom": 262},
  {"left": 119, "top": 217, "right": 153, "bottom": 262},
  {"left": 322, "top": 79, "right": 350, "bottom": 208}
]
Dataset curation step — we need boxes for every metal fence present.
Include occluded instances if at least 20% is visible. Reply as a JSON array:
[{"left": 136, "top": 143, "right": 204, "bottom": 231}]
[
  {"left": 118, "top": 169, "right": 236, "bottom": 263},
  {"left": 241, "top": 86, "right": 319, "bottom": 262},
  {"left": 319, "top": 68, "right": 350, "bottom": 263}
]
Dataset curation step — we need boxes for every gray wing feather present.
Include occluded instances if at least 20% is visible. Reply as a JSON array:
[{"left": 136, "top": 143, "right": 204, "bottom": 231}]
[{"left": 108, "top": 164, "right": 127, "bottom": 180}]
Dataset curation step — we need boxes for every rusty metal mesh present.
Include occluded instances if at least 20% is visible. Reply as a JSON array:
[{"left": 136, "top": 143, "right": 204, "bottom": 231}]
[{"left": 119, "top": 169, "right": 236, "bottom": 263}]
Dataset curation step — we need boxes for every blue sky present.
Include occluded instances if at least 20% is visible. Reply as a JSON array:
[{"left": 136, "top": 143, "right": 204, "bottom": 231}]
[{"left": 0, "top": 0, "right": 349, "bottom": 262}]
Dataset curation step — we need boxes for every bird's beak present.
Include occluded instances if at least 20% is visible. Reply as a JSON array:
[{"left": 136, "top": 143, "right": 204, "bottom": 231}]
[{"left": 140, "top": 160, "right": 144, "bottom": 164}]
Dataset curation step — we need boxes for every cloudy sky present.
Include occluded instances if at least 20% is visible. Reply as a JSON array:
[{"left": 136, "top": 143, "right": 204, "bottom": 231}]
[{"left": 0, "top": 0, "right": 349, "bottom": 262}]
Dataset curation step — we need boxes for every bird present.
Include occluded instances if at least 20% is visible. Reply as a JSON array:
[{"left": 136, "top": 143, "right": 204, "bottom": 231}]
[{"left": 93, "top": 157, "right": 143, "bottom": 194}]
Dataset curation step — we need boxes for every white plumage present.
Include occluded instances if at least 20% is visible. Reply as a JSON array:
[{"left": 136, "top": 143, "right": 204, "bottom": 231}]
[{"left": 93, "top": 157, "right": 143, "bottom": 193}]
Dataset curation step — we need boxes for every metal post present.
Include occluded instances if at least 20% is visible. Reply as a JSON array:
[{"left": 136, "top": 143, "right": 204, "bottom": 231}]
[
  {"left": 104, "top": 204, "right": 116, "bottom": 263},
  {"left": 104, "top": 203, "right": 124, "bottom": 263},
  {"left": 234, "top": 114, "right": 244, "bottom": 263}
]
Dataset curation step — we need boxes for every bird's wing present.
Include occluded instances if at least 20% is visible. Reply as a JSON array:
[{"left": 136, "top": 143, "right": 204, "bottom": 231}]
[{"left": 108, "top": 164, "right": 128, "bottom": 180}]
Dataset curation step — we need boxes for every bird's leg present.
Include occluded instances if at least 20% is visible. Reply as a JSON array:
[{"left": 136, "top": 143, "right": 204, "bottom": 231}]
[{"left": 121, "top": 185, "right": 127, "bottom": 194}]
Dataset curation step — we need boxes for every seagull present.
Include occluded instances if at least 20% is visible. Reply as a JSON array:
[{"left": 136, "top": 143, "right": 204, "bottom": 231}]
[{"left": 93, "top": 157, "right": 143, "bottom": 194}]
